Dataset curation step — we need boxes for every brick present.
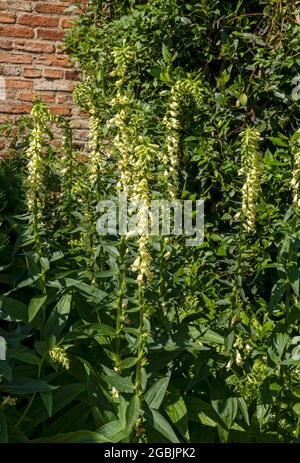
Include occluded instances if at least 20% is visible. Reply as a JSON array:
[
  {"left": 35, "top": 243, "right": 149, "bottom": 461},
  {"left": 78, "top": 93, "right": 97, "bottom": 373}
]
[
  {"left": 56, "top": 94, "right": 74, "bottom": 104},
  {"left": 61, "top": 0, "right": 88, "bottom": 3},
  {"left": 18, "top": 14, "right": 59, "bottom": 28},
  {"left": 37, "top": 93, "right": 57, "bottom": 103},
  {"left": 59, "top": 0, "right": 86, "bottom": 3},
  {"left": 0, "top": 103, "right": 32, "bottom": 113},
  {"left": 23, "top": 68, "right": 42, "bottom": 78},
  {"left": 34, "top": 55, "right": 71, "bottom": 67},
  {"left": 34, "top": 80, "right": 74, "bottom": 92},
  {"left": 0, "top": 53, "right": 32, "bottom": 64},
  {"left": 2, "top": 65, "right": 22, "bottom": 76},
  {"left": 0, "top": 40, "right": 13, "bottom": 50},
  {"left": 70, "top": 119, "right": 89, "bottom": 129},
  {"left": 18, "top": 92, "right": 35, "bottom": 102},
  {"left": 0, "top": 13, "right": 16, "bottom": 23},
  {"left": 6, "top": 79, "right": 33, "bottom": 89},
  {"left": 18, "top": 91, "right": 56, "bottom": 103},
  {"left": 15, "top": 40, "right": 54, "bottom": 53},
  {"left": 61, "top": 18, "right": 73, "bottom": 28},
  {"left": 0, "top": 2, "right": 32, "bottom": 12},
  {"left": 74, "top": 129, "right": 89, "bottom": 139},
  {"left": 51, "top": 106, "right": 72, "bottom": 116},
  {"left": 43, "top": 68, "right": 64, "bottom": 79},
  {"left": 37, "top": 29, "right": 64, "bottom": 41},
  {"left": 64, "top": 70, "right": 80, "bottom": 80},
  {"left": 35, "top": 3, "right": 69, "bottom": 14},
  {"left": 0, "top": 25, "right": 33, "bottom": 38}
]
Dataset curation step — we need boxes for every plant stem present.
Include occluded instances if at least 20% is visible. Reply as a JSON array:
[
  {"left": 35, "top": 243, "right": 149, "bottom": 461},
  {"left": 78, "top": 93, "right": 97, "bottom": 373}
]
[
  {"left": 115, "top": 235, "right": 126, "bottom": 369},
  {"left": 135, "top": 284, "right": 144, "bottom": 397},
  {"left": 32, "top": 205, "right": 47, "bottom": 332}
]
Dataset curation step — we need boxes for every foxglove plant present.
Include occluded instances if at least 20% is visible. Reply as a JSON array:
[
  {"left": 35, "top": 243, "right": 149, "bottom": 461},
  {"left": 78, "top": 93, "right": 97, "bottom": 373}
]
[
  {"left": 25, "top": 101, "right": 50, "bottom": 326},
  {"left": 57, "top": 117, "right": 75, "bottom": 235},
  {"left": 291, "top": 129, "right": 300, "bottom": 207},
  {"left": 162, "top": 76, "right": 204, "bottom": 199},
  {"left": 239, "top": 127, "right": 262, "bottom": 233},
  {"left": 108, "top": 42, "right": 134, "bottom": 373},
  {"left": 26, "top": 102, "right": 49, "bottom": 230}
]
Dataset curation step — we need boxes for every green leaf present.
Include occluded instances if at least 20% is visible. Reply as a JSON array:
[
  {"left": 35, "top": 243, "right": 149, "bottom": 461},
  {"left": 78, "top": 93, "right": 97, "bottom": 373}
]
[
  {"left": 267, "top": 136, "right": 289, "bottom": 147},
  {"left": 28, "top": 295, "right": 47, "bottom": 322},
  {"left": 96, "top": 420, "right": 129, "bottom": 442},
  {"left": 212, "top": 397, "right": 238, "bottom": 443},
  {"left": 23, "top": 383, "right": 86, "bottom": 433},
  {"left": 118, "top": 396, "right": 128, "bottom": 428},
  {"left": 201, "top": 328, "right": 224, "bottom": 345},
  {"left": 145, "top": 408, "right": 180, "bottom": 443},
  {"left": 164, "top": 390, "right": 189, "bottom": 441},
  {"left": 144, "top": 375, "right": 170, "bottom": 410},
  {"left": 237, "top": 397, "right": 250, "bottom": 426},
  {"left": 10, "top": 351, "right": 41, "bottom": 365},
  {"left": 126, "top": 396, "right": 141, "bottom": 430},
  {"left": 78, "top": 323, "right": 115, "bottom": 337},
  {"left": 43, "top": 403, "right": 90, "bottom": 436},
  {"left": 0, "top": 296, "right": 28, "bottom": 322},
  {"left": 287, "top": 263, "right": 299, "bottom": 297},
  {"left": 269, "top": 281, "right": 286, "bottom": 311},
  {"left": 40, "top": 391, "right": 53, "bottom": 418},
  {"left": 0, "top": 378, "right": 58, "bottom": 395},
  {"left": 32, "top": 431, "right": 110, "bottom": 443},
  {"left": 64, "top": 278, "right": 106, "bottom": 302},
  {"left": 104, "top": 374, "right": 134, "bottom": 393},
  {"left": 268, "top": 331, "right": 289, "bottom": 364},
  {"left": 186, "top": 397, "right": 227, "bottom": 428},
  {"left": 119, "top": 357, "right": 138, "bottom": 369},
  {"left": 42, "top": 293, "right": 72, "bottom": 341},
  {"left": 162, "top": 44, "right": 171, "bottom": 62}
]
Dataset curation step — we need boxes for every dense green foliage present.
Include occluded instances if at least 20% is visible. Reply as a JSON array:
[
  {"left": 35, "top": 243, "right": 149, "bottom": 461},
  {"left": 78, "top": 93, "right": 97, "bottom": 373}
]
[{"left": 0, "top": 0, "right": 300, "bottom": 443}]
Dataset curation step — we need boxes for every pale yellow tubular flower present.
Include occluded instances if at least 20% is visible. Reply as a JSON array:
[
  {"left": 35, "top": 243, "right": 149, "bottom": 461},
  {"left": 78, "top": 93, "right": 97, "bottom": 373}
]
[
  {"left": 111, "top": 386, "right": 119, "bottom": 398},
  {"left": 130, "top": 140, "right": 158, "bottom": 284},
  {"left": 239, "top": 127, "right": 262, "bottom": 233},
  {"left": 87, "top": 106, "right": 102, "bottom": 191},
  {"left": 110, "top": 43, "right": 154, "bottom": 285},
  {"left": 163, "top": 82, "right": 181, "bottom": 200},
  {"left": 49, "top": 346, "right": 70, "bottom": 370},
  {"left": 163, "top": 77, "right": 203, "bottom": 200},
  {"left": 109, "top": 43, "right": 135, "bottom": 197},
  {"left": 26, "top": 103, "right": 49, "bottom": 222},
  {"left": 291, "top": 129, "right": 300, "bottom": 207}
]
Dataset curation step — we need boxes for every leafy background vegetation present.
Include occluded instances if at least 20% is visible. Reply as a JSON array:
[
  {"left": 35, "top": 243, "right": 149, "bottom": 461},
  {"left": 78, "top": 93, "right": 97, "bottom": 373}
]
[{"left": 0, "top": 0, "right": 300, "bottom": 443}]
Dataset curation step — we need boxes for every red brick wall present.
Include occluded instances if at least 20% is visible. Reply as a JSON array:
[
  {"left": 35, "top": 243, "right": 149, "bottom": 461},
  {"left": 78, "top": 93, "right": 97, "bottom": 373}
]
[{"left": 0, "top": 1, "right": 88, "bottom": 155}]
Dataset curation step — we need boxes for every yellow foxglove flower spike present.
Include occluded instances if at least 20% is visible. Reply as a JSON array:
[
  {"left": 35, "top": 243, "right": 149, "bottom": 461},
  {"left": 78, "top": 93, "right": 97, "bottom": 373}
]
[
  {"left": 291, "top": 129, "right": 300, "bottom": 207},
  {"left": 239, "top": 127, "right": 262, "bottom": 233},
  {"left": 49, "top": 346, "right": 70, "bottom": 370}
]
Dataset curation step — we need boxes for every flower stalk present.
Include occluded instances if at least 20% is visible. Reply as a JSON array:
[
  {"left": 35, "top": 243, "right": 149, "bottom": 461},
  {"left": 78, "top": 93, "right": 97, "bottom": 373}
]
[{"left": 239, "top": 127, "right": 262, "bottom": 233}]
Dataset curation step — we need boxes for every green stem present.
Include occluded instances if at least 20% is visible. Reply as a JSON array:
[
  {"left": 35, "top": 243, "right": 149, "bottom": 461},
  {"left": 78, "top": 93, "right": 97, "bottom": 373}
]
[
  {"left": 115, "top": 236, "right": 126, "bottom": 369},
  {"left": 135, "top": 285, "right": 144, "bottom": 398},
  {"left": 32, "top": 204, "right": 47, "bottom": 333},
  {"left": 159, "top": 235, "right": 166, "bottom": 322},
  {"left": 275, "top": 230, "right": 293, "bottom": 431}
]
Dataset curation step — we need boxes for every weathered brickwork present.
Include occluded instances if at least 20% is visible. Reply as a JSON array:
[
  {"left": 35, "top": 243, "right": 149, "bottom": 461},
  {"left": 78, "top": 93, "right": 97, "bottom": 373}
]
[{"left": 0, "top": 1, "right": 89, "bottom": 155}]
